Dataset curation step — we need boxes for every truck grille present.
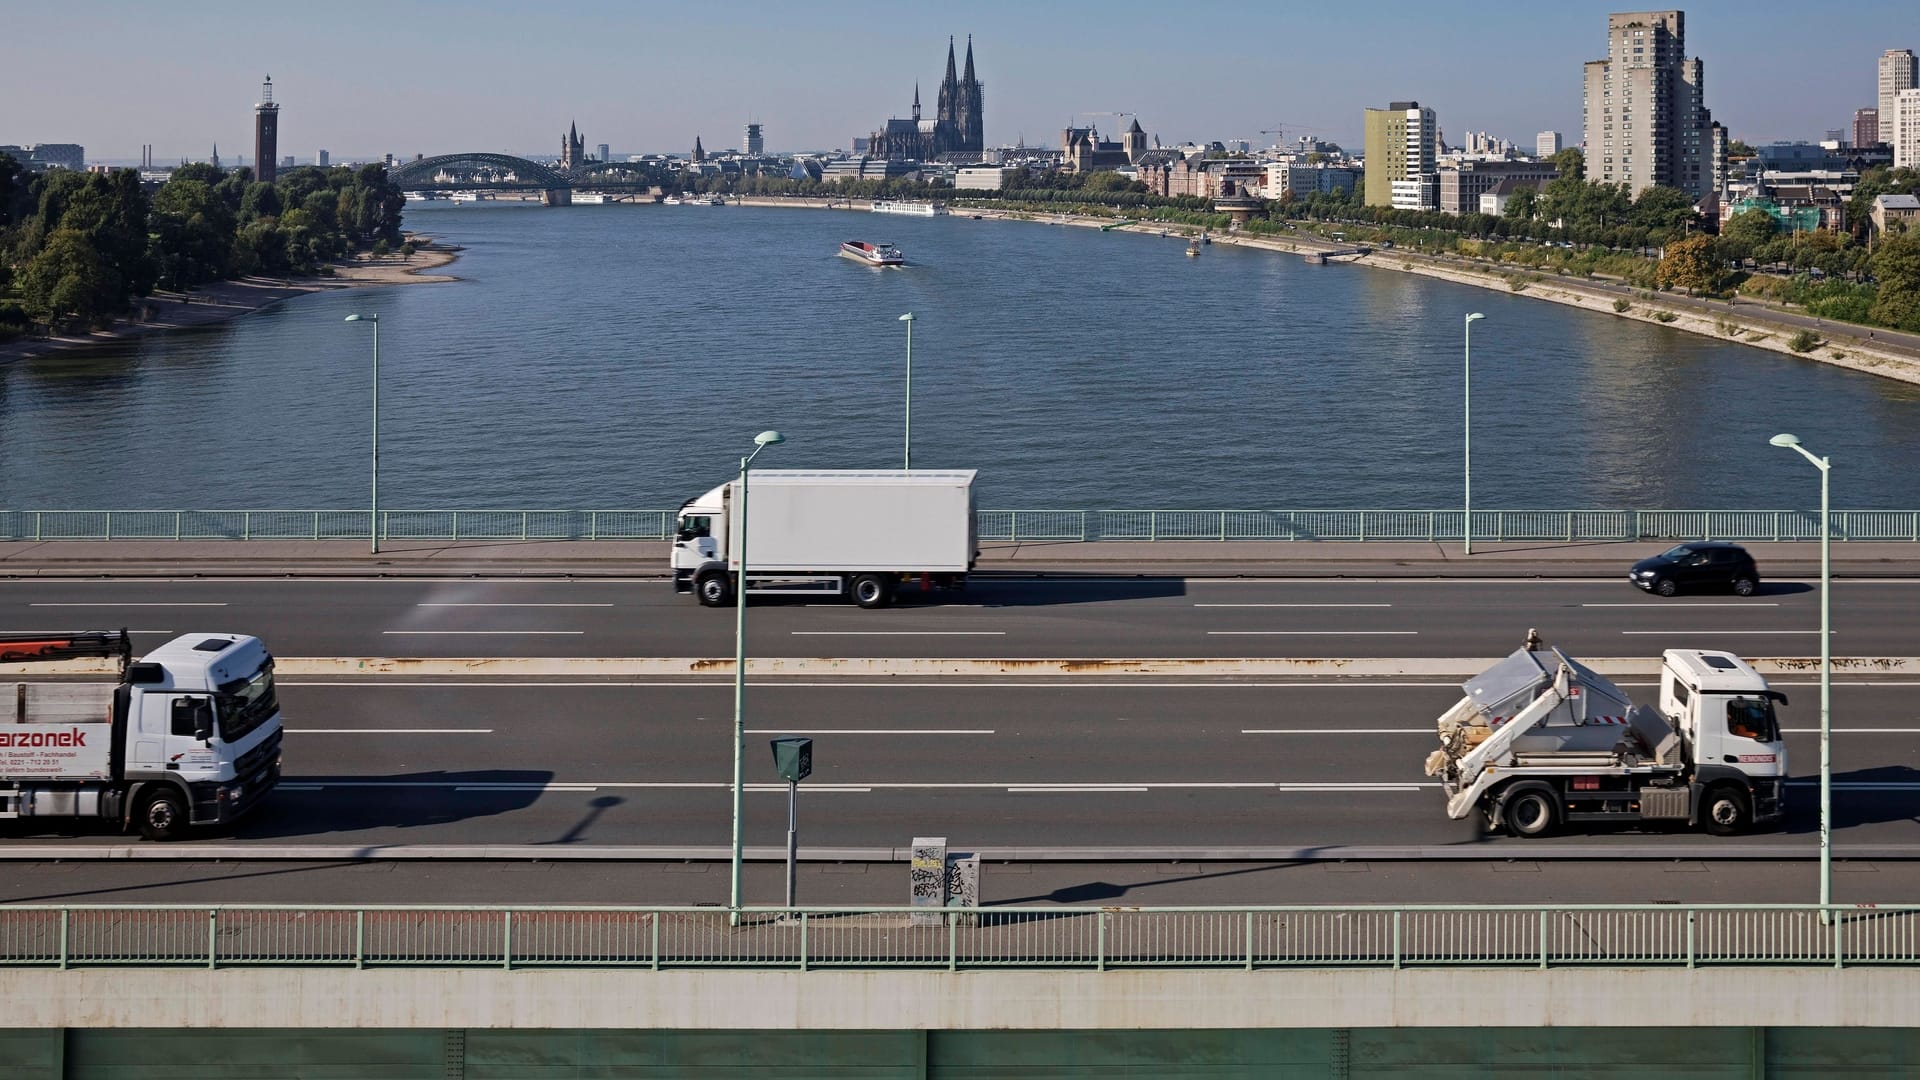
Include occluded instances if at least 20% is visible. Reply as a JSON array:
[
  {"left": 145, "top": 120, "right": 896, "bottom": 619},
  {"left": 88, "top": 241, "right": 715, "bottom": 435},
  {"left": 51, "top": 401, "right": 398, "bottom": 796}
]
[{"left": 235, "top": 728, "right": 282, "bottom": 780}]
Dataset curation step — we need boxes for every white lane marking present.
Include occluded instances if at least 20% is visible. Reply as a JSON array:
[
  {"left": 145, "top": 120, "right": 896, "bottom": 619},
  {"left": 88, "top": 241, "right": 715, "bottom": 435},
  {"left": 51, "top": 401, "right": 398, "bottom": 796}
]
[
  {"left": 0, "top": 629, "right": 172, "bottom": 634},
  {"left": 1783, "top": 728, "right": 1920, "bottom": 733},
  {"left": 269, "top": 780, "right": 1436, "bottom": 792},
  {"left": 456, "top": 784, "right": 600, "bottom": 792},
  {"left": 1207, "top": 631, "right": 1419, "bottom": 636},
  {"left": 416, "top": 603, "right": 615, "bottom": 608},
  {"left": 1010, "top": 786, "right": 1149, "bottom": 793},
  {"left": 288, "top": 728, "right": 495, "bottom": 734},
  {"left": 1583, "top": 603, "right": 1779, "bottom": 608},
  {"left": 27, "top": 602, "right": 227, "bottom": 607},
  {"left": 744, "top": 728, "right": 995, "bottom": 735},
  {"left": 272, "top": 680, "right": 1916, "bottom": 689},
  {"left": 789, "top": 631, "right": 1007, "bottom": 636},
  {"left": 1621, "top": 630, "right": 1824, "bottom": 635},
  {"left": 1243, "top": 728, "right": 1429, "bottom": 734},
  {"left": 381, "top": 630, "right": 586, "bottom": 635},
  {"left": 1194, "top": 603, "right": 1393, "bottom": 608}
]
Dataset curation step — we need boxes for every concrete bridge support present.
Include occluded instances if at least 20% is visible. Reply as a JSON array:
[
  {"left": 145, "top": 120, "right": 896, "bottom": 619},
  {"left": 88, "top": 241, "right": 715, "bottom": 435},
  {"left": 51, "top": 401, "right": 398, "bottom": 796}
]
[{"left": 542, "top": 187, "right": 572, "bottom": 206}]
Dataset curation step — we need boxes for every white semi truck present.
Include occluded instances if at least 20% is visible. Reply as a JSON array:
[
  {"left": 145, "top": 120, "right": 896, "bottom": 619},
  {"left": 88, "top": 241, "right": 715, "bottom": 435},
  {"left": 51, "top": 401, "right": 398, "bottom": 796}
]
[
  {"left": 1423, "top": 631, "right": 1787, "bottom": 837},
  {"left": 672, "top": 469, "right": 977, "bottom": 609},
  {"left": 1, "top": 630, "right": 283, "bottom": 840}
]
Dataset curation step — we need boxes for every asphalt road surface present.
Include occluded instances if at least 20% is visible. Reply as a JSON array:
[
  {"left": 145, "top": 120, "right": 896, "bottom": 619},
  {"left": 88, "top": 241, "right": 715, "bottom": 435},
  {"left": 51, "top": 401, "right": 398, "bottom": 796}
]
[{"left": 2, "top": 575, "right": 1914, "bottom": 659}]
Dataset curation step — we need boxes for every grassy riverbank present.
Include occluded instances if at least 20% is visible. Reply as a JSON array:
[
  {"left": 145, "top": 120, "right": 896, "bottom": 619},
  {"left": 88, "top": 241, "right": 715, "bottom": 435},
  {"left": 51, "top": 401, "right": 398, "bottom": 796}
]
[{"left": 0, "top": 238, "right": 458, "bottom": 366}]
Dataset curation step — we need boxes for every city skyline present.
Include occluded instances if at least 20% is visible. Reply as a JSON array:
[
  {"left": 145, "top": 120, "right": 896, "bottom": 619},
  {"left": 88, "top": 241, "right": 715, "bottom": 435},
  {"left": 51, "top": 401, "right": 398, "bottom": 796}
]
[{"left": 3, "top": 0, "right": 1915, "bottom": 163}]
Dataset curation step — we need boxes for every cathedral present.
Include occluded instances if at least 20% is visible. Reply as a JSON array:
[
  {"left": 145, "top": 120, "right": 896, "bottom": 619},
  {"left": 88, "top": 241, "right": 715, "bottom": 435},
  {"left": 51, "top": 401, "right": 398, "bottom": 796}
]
[{"left": 868, "top": 36, "right": 984, "bottom": 161}]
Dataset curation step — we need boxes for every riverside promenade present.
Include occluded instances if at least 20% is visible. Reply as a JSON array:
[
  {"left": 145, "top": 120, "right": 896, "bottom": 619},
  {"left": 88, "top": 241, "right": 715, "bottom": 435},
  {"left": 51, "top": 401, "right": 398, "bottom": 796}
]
[{"left": 1, "top": 538, "right": 1916, "bottom": 578}]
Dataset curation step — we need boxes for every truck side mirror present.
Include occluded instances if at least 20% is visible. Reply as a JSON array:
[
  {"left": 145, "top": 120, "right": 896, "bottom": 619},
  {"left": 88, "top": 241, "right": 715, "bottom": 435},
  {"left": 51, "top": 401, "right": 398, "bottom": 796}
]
[
  {"left": 171, "top": 698, "right": 214, "bottom": 741},
  {"left": 193, "top": 700, "right": 214, "bottom": 741}
]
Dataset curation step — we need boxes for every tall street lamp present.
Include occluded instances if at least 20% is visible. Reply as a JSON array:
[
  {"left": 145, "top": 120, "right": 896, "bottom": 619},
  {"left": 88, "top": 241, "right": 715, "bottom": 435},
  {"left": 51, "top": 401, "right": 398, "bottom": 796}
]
[
  {"left": 344, "top": 313, "right": 380, "bottom": 554},
  {"left": 730, "top": 428, "right": 785, "bottom": 923},
  {"left": 1771, "top": 432, "right": 1831, "bottom": 916},
  {"left": 898, "top": 312, "right": 915, "bottom": 469},
  {"left": 1463, "top": 313, "right": 1485, "bottom": 555}
]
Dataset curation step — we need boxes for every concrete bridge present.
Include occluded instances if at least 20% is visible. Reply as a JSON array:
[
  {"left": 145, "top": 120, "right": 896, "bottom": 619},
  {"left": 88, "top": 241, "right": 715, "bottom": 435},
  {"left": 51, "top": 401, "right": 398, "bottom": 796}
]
[{"left": 389, "top": 152, "right": 658, "bottom": 207}]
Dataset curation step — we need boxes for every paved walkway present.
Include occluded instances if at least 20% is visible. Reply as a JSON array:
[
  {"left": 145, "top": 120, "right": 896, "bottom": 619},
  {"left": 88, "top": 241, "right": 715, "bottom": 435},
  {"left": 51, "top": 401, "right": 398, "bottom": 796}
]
[{"left": 0, "top": 538, "right": 1914, "bottom": 578}]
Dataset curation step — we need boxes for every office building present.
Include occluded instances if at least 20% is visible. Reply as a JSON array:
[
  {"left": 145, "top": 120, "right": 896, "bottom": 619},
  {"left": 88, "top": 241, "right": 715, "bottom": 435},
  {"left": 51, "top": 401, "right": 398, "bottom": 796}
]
[
  {"left": 743, "top": 123, "right": 763, "bottom": 156},
  {"left": 1880, "top": 49, "right": 1917, "bottom": 137},
  {"left": 1363, "top": 101, "right": 1438, "bottom": 210},
  {"left": 1438, "top": 160, "right": 1559, "bottom": 215},
  {"left": 1536, "top": 131, "right": 1562, "bottom": 158},
  {"left": 1580, "top": 11, "right": 1721, "bottom": 199},
  {"left": 597, "top": 143, "right": 609, "bottom": 163},
  {"left": 254, "top": 75, "right": 280, "bottom": 183},
  {"left": 317, "top": 149, "right": 329, "bottom": 167},
  {"left": 1855, "top": 108, "right": 1881, "bottom": 149},
  {"left": 1263, "top": 160, "right": 1360, "bottom": 199},
  {"left": 1896, "top": 88, "right": 1920, "bottom": 169}
]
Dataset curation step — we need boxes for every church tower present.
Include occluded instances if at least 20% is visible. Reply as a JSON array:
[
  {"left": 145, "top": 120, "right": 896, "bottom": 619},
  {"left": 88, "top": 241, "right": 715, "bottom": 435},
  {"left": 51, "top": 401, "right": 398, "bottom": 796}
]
[
  {"left": 960, "top": 36, "right": 984, "bottom": 152},
  {"left": 937, "top": 37, "right": 959, "bottom": 130},
  {"left": 561, "top": 122, "right": 584, "bottom": 171},
  {"left": 692, "top": 135, "right": 706, "bottom": 163}
]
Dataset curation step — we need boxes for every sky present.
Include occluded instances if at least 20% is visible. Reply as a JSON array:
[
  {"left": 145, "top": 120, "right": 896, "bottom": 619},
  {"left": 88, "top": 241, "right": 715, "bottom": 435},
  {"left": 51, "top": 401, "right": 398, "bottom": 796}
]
[{"left": 4, "top": 0, "right": 1912, "bottom": 164}]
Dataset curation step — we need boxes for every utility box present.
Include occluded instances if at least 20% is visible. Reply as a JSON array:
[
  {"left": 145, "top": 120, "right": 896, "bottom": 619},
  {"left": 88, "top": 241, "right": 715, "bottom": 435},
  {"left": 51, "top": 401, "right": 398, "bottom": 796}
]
[{"left": 770, "top": 736, "right": 813, "bottom": 783}]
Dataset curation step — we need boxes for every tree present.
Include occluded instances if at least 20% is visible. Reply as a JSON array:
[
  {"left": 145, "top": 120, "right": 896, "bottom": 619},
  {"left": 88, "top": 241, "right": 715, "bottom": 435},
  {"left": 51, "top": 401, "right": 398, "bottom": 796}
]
[
  {"left": 1718, "top": 208, "right": 1776, "bottom": 264},
  {"left": 1654, "top": 233, "right": 1718, "bottom": 295},
  {"left": 17, "top": 228, "right": 119, "bottom": 328},
  {"left": 1502, "top": 186, "right": 1538, "bottom": 222},
  {"left": 1630, "top": 185, "right": 1697, "bottom": 237},
  {"left": 149, "top": 178, "right": 234, "bottom": 290},
  {"left": 1551, "top": 147, "right": 1585, "bottom": 181},
  {"left": 238, "top": 181, "right": 282, "bottom": 224},
  {"left": 1869, "top": 231, "right": 1920, "bottom": 331}
]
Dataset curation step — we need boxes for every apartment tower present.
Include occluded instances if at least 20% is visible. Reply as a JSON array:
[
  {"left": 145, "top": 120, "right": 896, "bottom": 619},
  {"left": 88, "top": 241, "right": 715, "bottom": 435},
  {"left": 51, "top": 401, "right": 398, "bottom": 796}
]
[
  {"left": 1363, "top": 102, "right": 1437, "bottom": 210},
  {"left": 1879, "top": 49, "right": 1918, "bottom": 138},
  {"left": 744, "top": 122, "right": 764, "bottom": 156},
  {"left": 1854, "top": 108, "right": 1880, "bottom": 150},
  {"left": 1581, "top": 11, "right": 1721, "bottom": 199}
]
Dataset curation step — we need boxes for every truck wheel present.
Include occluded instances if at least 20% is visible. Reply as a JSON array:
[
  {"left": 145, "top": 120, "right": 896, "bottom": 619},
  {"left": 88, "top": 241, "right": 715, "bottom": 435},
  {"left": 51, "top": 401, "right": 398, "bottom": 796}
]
[
  {"left": 695, "top": 570, "right": 733, "bottom": 607},
  {"left": 849, "top": 573, "right": 893, "bottom": 609},
  {"left": 1732, "top": 577, "right": 1757, "bottom": 597},
  {"left": 1702, "top": 785, "right": 1751, "bottom": 836},
  {"left": 1654, "top": 578, "right": 1678, "bottom": 597},
  {"left": 1503, "top": 788, "right": 1558, "bottom": 838},
  {"left": 138, "top": 789, "right": 189, "bottom": 842}
]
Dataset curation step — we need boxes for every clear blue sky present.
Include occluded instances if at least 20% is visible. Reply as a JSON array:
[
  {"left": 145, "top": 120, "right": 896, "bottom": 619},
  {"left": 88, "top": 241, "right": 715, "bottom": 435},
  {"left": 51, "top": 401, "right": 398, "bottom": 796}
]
[{"left": 5, "top": 0, "right": 1910, "bottom": 163}]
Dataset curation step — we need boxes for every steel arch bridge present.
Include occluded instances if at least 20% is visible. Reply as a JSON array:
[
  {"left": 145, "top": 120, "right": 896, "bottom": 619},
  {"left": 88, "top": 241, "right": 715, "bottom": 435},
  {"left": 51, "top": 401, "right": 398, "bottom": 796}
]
[{"left": 389, "top": 153, "right": 568, "bottom": 191}]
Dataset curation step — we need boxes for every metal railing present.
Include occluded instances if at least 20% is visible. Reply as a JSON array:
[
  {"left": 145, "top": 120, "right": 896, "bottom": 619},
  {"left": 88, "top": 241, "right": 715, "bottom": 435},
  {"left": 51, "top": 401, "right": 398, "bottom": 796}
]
[
  {"left": 0, "top": 903, "right": 1914, "bottom": 970},
  {"left": 3, "top": 509, "right": 1918, "bottom": 543}
]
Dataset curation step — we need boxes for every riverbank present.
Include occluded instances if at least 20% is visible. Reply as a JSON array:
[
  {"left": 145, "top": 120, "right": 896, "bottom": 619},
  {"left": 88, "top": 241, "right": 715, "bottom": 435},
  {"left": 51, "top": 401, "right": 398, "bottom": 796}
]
[
  {"left": 952, "top": 205, "right": 1920, "bottom": 387},
  {"left": 0, "top": 238, "right": 460, "bottom": 366}
]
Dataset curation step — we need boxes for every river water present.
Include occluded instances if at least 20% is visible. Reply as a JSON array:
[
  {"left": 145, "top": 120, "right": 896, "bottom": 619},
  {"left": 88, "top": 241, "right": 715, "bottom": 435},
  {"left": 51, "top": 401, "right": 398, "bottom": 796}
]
[{"left": 2, "top": 202, "right": 1916, "bottom": 510}]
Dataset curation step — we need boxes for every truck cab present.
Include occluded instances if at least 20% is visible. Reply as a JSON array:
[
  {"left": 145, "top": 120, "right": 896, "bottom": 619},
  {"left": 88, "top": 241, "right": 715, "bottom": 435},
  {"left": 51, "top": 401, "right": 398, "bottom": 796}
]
[{"left": 1659, "top": 649, "right": 1788, "bottom": 828}]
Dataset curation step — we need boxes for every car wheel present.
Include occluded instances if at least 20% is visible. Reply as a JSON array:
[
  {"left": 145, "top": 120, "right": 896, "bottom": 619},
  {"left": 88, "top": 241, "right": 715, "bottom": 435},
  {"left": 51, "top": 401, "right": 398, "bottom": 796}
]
[
  {"left": 1654, "top": 578, "right": 1678, "bottom": 597},
  {"left": 1732, "top": 577, "right": 1757, "bottom": 597},
  {"left": 1702, "top": 785, "right": 1751, "bottom": 836},
  {"left": 138, "top": 788, "right": 189, "bottom": 842},
  {"left": 1503, "top": 787, "right": 1558, "bottom": 839}
]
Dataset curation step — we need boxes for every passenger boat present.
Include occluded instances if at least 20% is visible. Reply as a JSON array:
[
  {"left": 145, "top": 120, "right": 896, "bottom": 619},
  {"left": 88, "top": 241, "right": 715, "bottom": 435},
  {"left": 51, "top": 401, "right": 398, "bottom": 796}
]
[
  {"left": 871, "top": 200, "right": 946, "bottom": 217},
  {"left": 840, "top": 240, "right": 905, "bottom": 266}
]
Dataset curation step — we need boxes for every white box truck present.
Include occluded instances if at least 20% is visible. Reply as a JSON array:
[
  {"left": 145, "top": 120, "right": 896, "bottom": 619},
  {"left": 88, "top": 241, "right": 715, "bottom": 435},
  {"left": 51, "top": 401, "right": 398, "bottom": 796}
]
[
  {"left": 1, "top": 630, "right": 284, "bottom": 840},
  {"left": 672, "top": 469, "right": 977, "bottom": 608},
  {"left": 1423, "top": 630, "right": 1787, "bottom": 837}
]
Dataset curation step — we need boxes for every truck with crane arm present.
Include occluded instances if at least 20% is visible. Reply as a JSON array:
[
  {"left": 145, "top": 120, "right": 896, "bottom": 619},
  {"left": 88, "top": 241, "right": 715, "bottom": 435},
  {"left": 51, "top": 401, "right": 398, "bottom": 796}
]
[
  {"left": 1423, "top": 630, "right": 1787, "bottom": 837},
  {"left": 1, "top": 630, "right": 283, "bottom": 840}
]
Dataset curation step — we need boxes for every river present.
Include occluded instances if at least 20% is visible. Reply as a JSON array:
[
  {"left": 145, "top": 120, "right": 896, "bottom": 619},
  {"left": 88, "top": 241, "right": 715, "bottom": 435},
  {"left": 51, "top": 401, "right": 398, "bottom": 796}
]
[{"left": 2, "top": 202, "right": 1915, "bottom": 510}]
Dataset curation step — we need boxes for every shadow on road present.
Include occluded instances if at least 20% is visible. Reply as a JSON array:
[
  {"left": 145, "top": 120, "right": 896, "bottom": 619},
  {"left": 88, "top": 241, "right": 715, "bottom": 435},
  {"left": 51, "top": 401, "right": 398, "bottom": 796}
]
[{"left": 232, "top": 770, "right": 556, "bottom": 839}]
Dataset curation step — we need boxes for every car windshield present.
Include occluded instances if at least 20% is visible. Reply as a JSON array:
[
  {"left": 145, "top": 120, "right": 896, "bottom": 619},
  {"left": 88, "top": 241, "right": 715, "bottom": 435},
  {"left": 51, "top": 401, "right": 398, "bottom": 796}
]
[
  {"left": 1661, "top": 545, "right": 1696, "bottom": 559},
  {"left": 677, "top": 515, "right": 711, "bottom": 541},
  {"left": 214, "top": 660, "right": 278, "bottom": 743},
  {"left": 1726, "top": 697, "right": 1779, "bottom": 743}
]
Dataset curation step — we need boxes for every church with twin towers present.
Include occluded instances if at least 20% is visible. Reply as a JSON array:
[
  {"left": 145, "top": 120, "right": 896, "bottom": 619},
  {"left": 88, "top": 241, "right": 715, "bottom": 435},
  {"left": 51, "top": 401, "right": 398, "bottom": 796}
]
[{"left": 869, "top": 36, "right": 985, "bottom": 160}]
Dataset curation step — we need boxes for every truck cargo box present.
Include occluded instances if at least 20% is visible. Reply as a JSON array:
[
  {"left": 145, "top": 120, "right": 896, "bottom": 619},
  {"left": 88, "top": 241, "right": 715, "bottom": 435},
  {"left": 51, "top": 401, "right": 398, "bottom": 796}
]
[
  {"left": 726, "top": 470, "right": 976, "bottom": 573},
  {"left": 3, "top": 683, "right": 115, "bottom": 781}
]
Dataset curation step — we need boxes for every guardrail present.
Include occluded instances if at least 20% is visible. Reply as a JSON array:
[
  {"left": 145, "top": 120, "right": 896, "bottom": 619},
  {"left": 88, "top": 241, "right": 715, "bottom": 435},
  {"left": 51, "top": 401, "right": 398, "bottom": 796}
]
[
  {"left": 0, "top": 904, "right": 1912, "bottom": 970},
  {"left": 3, "top": 509, "right": 1918, "bottom": 543}
]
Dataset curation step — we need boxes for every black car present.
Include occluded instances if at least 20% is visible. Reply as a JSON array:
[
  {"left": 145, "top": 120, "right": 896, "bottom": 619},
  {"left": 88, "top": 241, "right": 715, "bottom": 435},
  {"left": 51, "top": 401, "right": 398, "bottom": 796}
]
[{"left": 1629, "top": 541, "right": 1761, "bottom": 596}]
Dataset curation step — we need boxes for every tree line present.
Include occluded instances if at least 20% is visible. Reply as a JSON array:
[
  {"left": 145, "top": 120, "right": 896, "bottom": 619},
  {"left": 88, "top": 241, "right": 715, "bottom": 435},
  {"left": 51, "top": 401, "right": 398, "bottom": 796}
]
[{"left": 0, "top": 155, "right": 406, "bottom": 337}]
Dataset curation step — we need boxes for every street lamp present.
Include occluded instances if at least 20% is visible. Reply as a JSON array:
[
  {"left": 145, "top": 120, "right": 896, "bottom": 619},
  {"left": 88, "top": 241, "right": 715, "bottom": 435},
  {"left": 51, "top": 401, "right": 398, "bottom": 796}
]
[
  {"left": 730, "top": 428, "right": 785, "bottom": 923},
  {"left": 1771, "top": 432, "right": 1831, "bottom": 917},
  {"left": 1463, "top": 313, "right": 1485, "bottom": 555},
  {"left": 344, "top": 313, "right": 379, "bottom": 554},
  {"left": 898, "top": 313, "right": 915, "bottom": 469}
]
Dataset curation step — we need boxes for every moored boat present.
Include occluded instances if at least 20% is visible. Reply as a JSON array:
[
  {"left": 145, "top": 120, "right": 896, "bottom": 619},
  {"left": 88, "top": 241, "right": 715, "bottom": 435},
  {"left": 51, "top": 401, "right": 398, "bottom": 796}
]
[
  {"left": 840, "top": 240, "right": 905, "bottom": 266},
  {"left": 871, "top": 200, "right": 947, "bottom": 217}
]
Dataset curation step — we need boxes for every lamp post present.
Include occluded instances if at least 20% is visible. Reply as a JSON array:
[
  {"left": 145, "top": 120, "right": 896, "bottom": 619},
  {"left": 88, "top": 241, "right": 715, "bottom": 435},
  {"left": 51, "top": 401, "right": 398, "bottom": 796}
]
[
  {"left": 730, "top": 429, "right": 785, "bottom": 924},
  {"left": 1770, "top": 432, "right": 1831, "bottom": 917},
  {"left": 344, "top": 314, "right": 379, "bottom": 553},
  {"left": 898, "top": 313, "right": 915, "bottom": 469},
  {"left": 1463, "top": 313, "right": 1485, "bottom": 555}
]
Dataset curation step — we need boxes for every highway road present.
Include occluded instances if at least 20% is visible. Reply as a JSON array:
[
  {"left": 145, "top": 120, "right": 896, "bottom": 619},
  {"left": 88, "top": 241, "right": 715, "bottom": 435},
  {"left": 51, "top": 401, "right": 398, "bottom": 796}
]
[
  {"left": 3, "top": 574, "right": 1917, "bottom": 659},
  {"left": 2, "top": 679, "right": 1914, "bottom": 852}
]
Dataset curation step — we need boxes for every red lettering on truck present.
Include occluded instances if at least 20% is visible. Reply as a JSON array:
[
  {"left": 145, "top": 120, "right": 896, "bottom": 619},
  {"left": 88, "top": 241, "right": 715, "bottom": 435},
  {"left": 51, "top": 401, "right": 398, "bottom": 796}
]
[{"left": 0, "top": 730, "right": 89, "bottom": 748}]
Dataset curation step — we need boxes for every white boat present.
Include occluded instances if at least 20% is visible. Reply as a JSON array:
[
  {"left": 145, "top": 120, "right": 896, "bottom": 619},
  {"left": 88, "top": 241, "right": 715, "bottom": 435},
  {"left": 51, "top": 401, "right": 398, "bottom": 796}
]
[
  {"left": 573, "top": 193, "right": 608, "bottom": 205},
  {"left": 871, "top": 200, "right": 946, "bottom": 217},
  {"left": 840, "top": 240, "right": 905, "bottom": 266},
  {"left": 449, "top": 192, "right": 483, "bottom": 203},
  {"left": 662, "top": 195, "right": 684, "bottom": 205},
  {"left": 703, "top": 195, "right": 725, "bottom": 206}
]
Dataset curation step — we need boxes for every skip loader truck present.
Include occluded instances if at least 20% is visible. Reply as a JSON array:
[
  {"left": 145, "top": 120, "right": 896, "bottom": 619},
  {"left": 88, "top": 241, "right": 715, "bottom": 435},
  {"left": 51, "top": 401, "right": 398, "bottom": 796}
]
[
  {"left": 1, "top": 630, "right": 283, "bottom": 840},
  {"left": 1424, "top": 630, "right": 1787, "bottom": 837}
]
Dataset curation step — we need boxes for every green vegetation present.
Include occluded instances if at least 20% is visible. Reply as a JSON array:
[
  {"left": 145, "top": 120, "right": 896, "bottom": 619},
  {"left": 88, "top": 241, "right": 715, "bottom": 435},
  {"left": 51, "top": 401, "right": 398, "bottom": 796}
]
[
  {"left": 1612, "top": 299, "right": 1631, "bottom": 313},
  {"left": 1653, "top": 311, "right": 1678, "bottom": 323},
  {"left": 1789, "top": 330, "right": 1821, "bottom": 353},
  {"left": 0, "top": 153, "right": 404, "bottom": 335}
]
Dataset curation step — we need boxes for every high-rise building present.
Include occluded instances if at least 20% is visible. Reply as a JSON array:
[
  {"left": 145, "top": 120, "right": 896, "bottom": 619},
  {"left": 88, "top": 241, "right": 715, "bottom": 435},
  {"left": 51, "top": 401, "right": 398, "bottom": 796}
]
[
  {"left": 744, "top": 123, "right": 764, "bottom": 156},
  {"left": 1879, "top": 49, "right": 1917, "bottom": 136},
  {"left": 1580, "top": 11, "right": 1720, "bottom": 199},
  {"left": 317, "top": 149, "right": 329, "bottom": 167},
  {"left": 597, "top": 143, "right": 609, "bottom": 163},
  {"left": 1896, "top": 88, "right": 1920, "bottom": 169},
  {"left": 1536, "top": 131, "right": 1562, "bottom": 158},
  {"left": 1855, "top": 108, "right": 1881, "bottom": 148},
  {"left": 1363, "top": 101, "right": 1437, "bottom": 210},
  {"left": 253, "top": 75, "right": 280, "bottom": 184}
]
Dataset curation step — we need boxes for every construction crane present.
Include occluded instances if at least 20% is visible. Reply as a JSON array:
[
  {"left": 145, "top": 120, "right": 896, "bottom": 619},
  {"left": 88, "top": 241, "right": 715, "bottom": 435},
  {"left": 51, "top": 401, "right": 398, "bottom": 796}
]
[
  {"left": 1076, "top": 111, "right": 1135, "bottom": 134},
  {"left": 1259, "top": 122, "right": 1329, "bottom": 149}
]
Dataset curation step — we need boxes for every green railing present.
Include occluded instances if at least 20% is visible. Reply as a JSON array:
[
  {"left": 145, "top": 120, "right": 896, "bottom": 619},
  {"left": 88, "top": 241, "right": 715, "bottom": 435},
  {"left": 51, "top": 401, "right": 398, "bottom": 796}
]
[
  {"left": 0, "top": 904, "right": 1913, "bottom": 970},
  {"left": 3, "top": 509, "right": 1918, "bottom": 542}
]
